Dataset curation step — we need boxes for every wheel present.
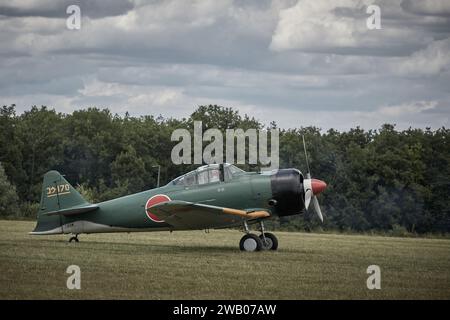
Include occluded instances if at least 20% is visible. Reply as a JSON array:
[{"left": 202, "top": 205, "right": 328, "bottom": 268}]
[
  {"left": 259, "top": 232, "right": 278, "bottom": 250},
  {"left": 69, "top": 236, "right": 79, "bottom": 243},
  {"left": 239, "top": 233, "right": 262, "bottom": 252}
]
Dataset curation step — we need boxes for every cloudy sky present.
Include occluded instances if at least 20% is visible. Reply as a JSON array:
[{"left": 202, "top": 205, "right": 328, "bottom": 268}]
[{"left": 1, "top": 0, "right": 449, "bottom": 130}]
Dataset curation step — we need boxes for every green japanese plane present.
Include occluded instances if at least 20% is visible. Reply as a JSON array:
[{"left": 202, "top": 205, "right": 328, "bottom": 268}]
[{"left": 30, "top": 163, "right": 327, "bottom": 252}]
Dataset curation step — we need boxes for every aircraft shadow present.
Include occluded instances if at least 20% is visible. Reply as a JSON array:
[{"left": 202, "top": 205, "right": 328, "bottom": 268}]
[{"left": 34, "top": 238, "right": 245, "bottom": 254}]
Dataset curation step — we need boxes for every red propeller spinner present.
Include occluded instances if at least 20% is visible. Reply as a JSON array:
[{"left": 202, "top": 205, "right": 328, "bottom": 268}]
[{"left": 311, "top": 179, "right": 327, "bottom": 195}]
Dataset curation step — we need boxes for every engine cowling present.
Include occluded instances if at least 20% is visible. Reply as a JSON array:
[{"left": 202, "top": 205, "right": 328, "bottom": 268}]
[{"left": 270, "top": 169, "right": 303, "bottom": 216}]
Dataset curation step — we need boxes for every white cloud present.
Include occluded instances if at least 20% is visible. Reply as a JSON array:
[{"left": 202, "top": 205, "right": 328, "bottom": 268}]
[
  {"left": 1, "top": 93, "right": 77, "bottom": 114},
  {"left": 377, "top": 100, "right": 437, "bottom": 117},
  {"left": 269, "top": 0, "right": 432, "bottom": 54},
  {"left": 393, "top": 38, "right": 450, "bottom": 76},
  {"left": 245, "top": 100, "right": 447, "bottom": 131},
  {"left": 128, "top": 89, "right": 184, "bottom": 107},
  {"left": 270, "top": 0, "right": 361, "bottom": 51}
]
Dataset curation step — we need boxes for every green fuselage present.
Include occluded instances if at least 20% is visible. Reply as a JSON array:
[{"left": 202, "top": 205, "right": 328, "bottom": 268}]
[{"left": 62, "top": 172, "right": 273, "bottom": 234}]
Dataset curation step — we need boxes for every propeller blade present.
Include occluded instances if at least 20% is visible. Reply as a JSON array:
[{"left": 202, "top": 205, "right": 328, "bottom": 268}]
[
  {"left": 303, "top": 178, "right": 312, "bottom": 209},
  {"left": 302, "top": 135, "right": 325, "bottom": 223},
  {"left": 304, "top": 189, "right": 312, "bottom": 209},
  {"left": 312, "top": 196, "right": 323, "bottom": 223},
  {"left": 302, "top": 135, "right": 311, "bottom": 178}
]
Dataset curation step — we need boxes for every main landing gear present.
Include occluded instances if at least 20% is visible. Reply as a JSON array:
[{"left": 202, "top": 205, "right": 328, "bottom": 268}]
[
  {"left": 69, "top": 234, "right": 79, "bottom": 243},
  {"left": 239, "top": 221, "right": 278, "bottom": 252}
]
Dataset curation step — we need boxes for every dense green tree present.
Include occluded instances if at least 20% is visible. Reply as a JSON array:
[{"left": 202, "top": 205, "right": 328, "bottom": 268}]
[
  {"left": 16, "top": 106, "right": 64, "bottom": 201},
  {"left": 190, "top": 105, "right": 260, "bottom": 130},
  {"left": 0, "top": 104, "right": 448, "bottom": 234},
  {"left": 0, "top": 105, "right": 26, "bottom": 192},
  {"left": 111, "top": 146, "right": 147, "bottom": 194},
  {"left": 62, "top": 108, "right": 124, "bottom": 188},
  {"left": 0, "top": 162, "right": 19, "bottom": 217}
]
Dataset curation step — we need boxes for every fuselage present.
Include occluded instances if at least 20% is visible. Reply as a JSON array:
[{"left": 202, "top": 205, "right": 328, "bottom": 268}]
[{"left": 56, "top": 171, "right": 275, "bottom": 234}]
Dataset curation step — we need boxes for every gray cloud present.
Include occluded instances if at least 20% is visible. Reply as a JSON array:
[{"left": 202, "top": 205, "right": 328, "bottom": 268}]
[
  {"left": 401, "top": 0, "right": 450, "bottom": 17},
  {"left": 0, "top": 0, "right": 134, "bottom": 19},
  {"left": 0, "top": 0, "right": 449, "bottom": 131}
]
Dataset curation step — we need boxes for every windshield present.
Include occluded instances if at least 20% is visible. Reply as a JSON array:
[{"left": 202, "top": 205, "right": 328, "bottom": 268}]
[{"left": 170, "top": 163, "right": 245, "bottom": 186}]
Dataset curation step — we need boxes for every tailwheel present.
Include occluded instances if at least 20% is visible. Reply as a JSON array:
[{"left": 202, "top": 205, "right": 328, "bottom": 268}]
[
  {"left": 239, "top": 234, "right": 262, "bottom": 252},
  {"left": 69, "top": 235, "right": 79, "bottom": 243},
  {"left": 259, "top": 232, "right": 278, "bottom": 250}
]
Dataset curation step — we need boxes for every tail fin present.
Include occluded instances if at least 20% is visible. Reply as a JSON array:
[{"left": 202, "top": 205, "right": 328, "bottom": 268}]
[
  {"left": 40, "top": 171, "right": 90, "bottom": 213},
  {"left": 30, "top": 171, "right": 92, "bottom": 235}
]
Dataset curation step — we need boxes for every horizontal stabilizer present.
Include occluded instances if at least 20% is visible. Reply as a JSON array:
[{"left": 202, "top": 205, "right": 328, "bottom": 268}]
[{"left": 44, "top": 204, "right": 99, "bottom": 216}]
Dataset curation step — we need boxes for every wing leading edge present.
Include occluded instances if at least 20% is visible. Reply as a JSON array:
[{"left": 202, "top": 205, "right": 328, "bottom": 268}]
[{"left": 148, "top": 200, "right": 270, "bottom": 229}]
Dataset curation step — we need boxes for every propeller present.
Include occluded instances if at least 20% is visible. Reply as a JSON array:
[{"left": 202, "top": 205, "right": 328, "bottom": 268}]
[{"left": 302, "top": 135, "right": 326, "bottom": 222}]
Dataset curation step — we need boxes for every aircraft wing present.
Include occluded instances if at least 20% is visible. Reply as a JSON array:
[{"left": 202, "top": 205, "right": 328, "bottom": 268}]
[{"left": 148, "top": 200, "right": 270, "bottom": 229}]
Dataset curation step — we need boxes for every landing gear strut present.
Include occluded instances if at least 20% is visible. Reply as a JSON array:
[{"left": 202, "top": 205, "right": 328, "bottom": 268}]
[
  {"left": 239, "top": 221, "right": 278, "bottom": 252},
  {"left": 259, "top": 221, "right": 278, "bottom": 251},
  {"left": 69, "top": 234, "right": 79, "bottom": 243}
]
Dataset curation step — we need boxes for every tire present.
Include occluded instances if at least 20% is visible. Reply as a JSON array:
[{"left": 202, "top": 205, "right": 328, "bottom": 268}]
[
  {"left": 239, "top": 233, "right": 262, "bottom": 252},
  {"left": 260, "top": 232, "right": 278, "bottom": 250}
]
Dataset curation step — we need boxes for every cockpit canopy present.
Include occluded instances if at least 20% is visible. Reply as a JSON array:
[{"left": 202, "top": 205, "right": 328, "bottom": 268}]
[{"left": 170, "top": 163, "right": 245, "bottom": 187}]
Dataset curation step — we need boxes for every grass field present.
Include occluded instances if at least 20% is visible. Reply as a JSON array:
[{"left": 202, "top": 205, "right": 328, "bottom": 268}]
[{"left": 0, "top": 220, "right": 449, "bottom": 299}]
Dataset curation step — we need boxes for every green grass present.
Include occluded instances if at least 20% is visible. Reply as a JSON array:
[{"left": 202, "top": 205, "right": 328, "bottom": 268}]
[{"left": 0, "top": 220, "right": 449, "bottom": 299}]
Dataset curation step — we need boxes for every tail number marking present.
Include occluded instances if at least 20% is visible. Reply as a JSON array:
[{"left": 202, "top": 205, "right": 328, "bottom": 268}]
[{"left": 47, "top": 184, "right": 70, "bottom": 197}]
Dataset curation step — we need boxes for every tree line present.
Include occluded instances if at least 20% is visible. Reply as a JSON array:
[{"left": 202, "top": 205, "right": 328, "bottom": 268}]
[{"left": 0, "top": 104, "right": 449, "bottom": 235}]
